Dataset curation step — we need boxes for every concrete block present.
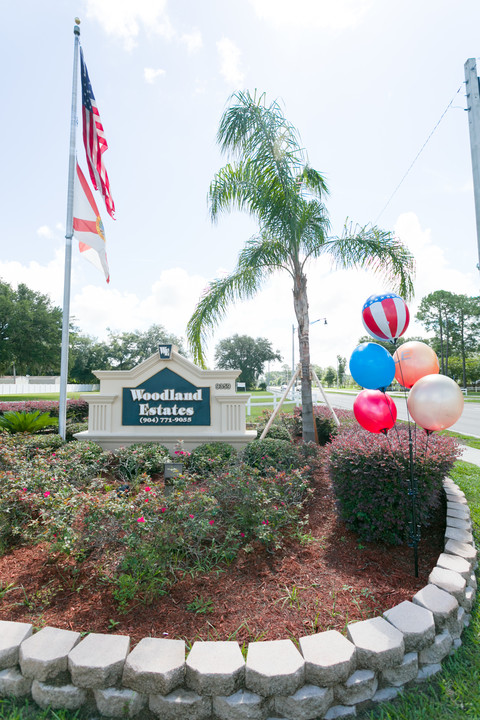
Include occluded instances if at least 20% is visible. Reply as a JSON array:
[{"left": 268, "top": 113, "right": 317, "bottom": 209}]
[
  {"left": 446, "top": 502, "right": 470, "bottom": 518},
  {"left": 150, "top": 687, "right": 212, "bottom": 719},
  {"left": 436, "top": 552, "right": 471, "bottom": 580},
  {"left": 372, "top": 686, "right": 400, "bottom": 703},
  {"left": 186, "top": 640, "right": 244, "bottom": 696},
  {"left": 413, "top": 583, "right": 459, "bottom": 631},
  {"left": 383, "top": 600, "right": 435, "bottom": 652},
  {"left": 428, "top": 566, "right": 466, "bottom": 604},
  {"left": 468, "top": 571, "right": 477, "bottom": 590},
  {"left": 462, "top": 585, "right": 476, "bottom": 612},
  {"left": 19, "top": 627, "right": 81, "bottom": 682},
  {"left": 418, "top": 630, "right": 452, "bottom": 665},
  {"left": 446, "top": 516, "right": 472, "bottom": 531},
  {"left": 324, "top": 706, "right": 357, "bottom": 719},
  {"left": 213, "top": 689, "right": 267, "bottom": 720},
  {"left": 68, "top": 632, "right": 130, "bottom": 689},
  {"left": 275, "top": 684, "right": 334, "bottom": 720},
  {"left": 122, "top": 637, "right": 185, "bottom": 695},
  {"left": 299, "top": 630, "right": 356, "bottom": 686},
  {"left": 0, "top": 666, "right": 32, "bottom": 697},
  {"left": 463, "top": 612, "right": 472, "bottom": 628},
  {"left": 0, "top": 621, "right": 33, "bottom": 670},
  {"left": 246, "top": 639, "right": 304, "bottom": 696},
  {"left": 414, "top": 663, "right": 442, "bottom": 683},
  {"left": 346, "top": 616, "right": 404, "bottom": 670},
  {"left": 444, "top": 539, "right": 477, "bottom": 564},
  {"left": 31, "top": 678, "right": 87, "bottom": 710},
  {"left": 335, "top": 669, "right": 377, "bottom": 705},
  {"left": 380, "top": 652, "right": 418, "bottom": 687},
  {"left": 94, "top": 687, "right": 147, "bottom": 718},
  {"left": 444, "top": 527, "right": 473, "bottom": 544},
  {"left": 447, "top": 506, "right": 471, "bottom": 520}
]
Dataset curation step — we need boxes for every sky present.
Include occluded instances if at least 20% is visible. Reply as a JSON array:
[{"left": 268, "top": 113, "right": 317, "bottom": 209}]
[{"left": 1, "top": 0, "right": 480, "bottom": 375}]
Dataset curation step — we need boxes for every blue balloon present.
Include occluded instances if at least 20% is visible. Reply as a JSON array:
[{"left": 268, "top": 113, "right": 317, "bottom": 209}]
[{"left": 349, "top": 342, "right": 395, "bottom": 390}]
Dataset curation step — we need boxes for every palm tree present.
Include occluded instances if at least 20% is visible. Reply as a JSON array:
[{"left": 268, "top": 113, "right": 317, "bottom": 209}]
[{"left": 187, "top": 91, "right": 415, "bottom": 442}]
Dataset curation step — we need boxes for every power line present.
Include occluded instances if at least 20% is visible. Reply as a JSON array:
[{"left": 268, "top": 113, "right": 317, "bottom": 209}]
[{"left": 375, "top": 83, "right": 464, "bottom": 224}]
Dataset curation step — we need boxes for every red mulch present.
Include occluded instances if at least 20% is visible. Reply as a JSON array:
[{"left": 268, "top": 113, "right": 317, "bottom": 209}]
[{"left": 0, "top": 462, "right": 445, "bottom": 648}]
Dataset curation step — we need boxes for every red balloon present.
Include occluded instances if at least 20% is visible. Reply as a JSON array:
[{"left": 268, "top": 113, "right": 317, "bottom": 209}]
[{"left": 353, "top": 389, "right": 397, "bottom": 434}]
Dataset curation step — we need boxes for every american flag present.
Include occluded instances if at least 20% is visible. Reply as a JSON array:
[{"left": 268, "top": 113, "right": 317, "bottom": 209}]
[{"left": 80, "top": 47, "right": 115, "bottom": 219}]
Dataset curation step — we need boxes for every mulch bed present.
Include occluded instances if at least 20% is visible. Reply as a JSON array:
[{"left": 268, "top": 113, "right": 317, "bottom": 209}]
[{"left": 0, "top": 461, "right": 445, "bottom": 648}]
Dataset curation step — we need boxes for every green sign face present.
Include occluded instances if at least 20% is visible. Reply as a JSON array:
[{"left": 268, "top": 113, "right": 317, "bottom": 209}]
[{"left": 122, "top": 368, "right": 211, "bottom": 427}]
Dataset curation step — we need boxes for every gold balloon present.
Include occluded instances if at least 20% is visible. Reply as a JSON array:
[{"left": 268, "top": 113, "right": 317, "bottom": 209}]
[
  {"left": 393, "top": 341, "right": 439, "bottom": 389},
  {"left": 407, "top": 374, "right": 464, "bottom": 431}
]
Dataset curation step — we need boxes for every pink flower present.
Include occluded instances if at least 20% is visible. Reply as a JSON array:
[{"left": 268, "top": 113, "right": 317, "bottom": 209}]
[
  {"left": 240, "top": 532, "right": 245, "bottom": 537},
  {"left": 189, "top": 514, "right": 194, "bottom": 519},
  {"left": 262, "top": 519, "right": 269, "bottom": 525},
  {"left": 43, "top": 491, "right": 51, "bottom": 498},
  {"left": 22, "top": 488, "right": 27, "bottom": 492},
  {"left": 144, "top": 486, "right": 151, "bottom": 492},
  {"left": 160, "top": 507, "right": 166, "bottom": 513},
  {"left": 209, "top": 520, "right": 214, "bottom": 526},
  {"left": 145, "top": 499, "right": 149, "bottom": 503},
  {"left": 137, "top": 516, "right": 145, "bottom": 523}
]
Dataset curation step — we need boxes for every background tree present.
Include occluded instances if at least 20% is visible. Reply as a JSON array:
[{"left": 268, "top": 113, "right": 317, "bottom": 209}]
[
  {"left": 416, "top": 291, "right": 480, "bottom": 383},
  {"left": 69, "top": 334, "right": 110, "bottom": 384},
  {"left": 105, "top": 325, "right": 186, "bottom": 370},
  {"left": 0, "top": 280, "right": 62, "bottom": 375},
  {"left": 187, "top": 91, "right": 415, "bottom": 442},
  {"left": 336, "top": 355, "right": 347, "bottom": 387},
  {"left": 323, "top": 366, "right": 337, "bottom": 387},
  {"left": 356, "top": 335, "right": 427, "bottom": 355},
  {"left": 214, "top": 334, "right": 281, "bottom": 389}
]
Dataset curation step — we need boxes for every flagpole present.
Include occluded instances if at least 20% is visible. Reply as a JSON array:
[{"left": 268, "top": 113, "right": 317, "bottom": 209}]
[{"left": 59, "top": 19, "right": 81, "bottom": 440}]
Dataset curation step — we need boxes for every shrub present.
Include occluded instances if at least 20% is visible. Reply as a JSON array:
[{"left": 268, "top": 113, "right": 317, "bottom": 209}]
[
  {"left": 0, "top": 399, "right": 89, "bottom": 421},
  {"left": 186, "top": 442, "right": 237, "bottom": 477},
  {"left": 327, "top": 426, "right": 460, "bottom": 544},
  {"left": 0, "top": 411, "right": 58, "bottom": 434},
  {"left": 241, "top": 438, "right": 301, "bottom": 473},
  {"left": 66, "top": 421, "right": 88, "bottom": 440},
  {"left": 105, "top": 443, "right": 172, "bottom": 486},
  {"left": 292, "top": 405, "right": 356, "bottom": 441},
  {"left": 255, "top": 423, "right": 291, "bottom": 441}
]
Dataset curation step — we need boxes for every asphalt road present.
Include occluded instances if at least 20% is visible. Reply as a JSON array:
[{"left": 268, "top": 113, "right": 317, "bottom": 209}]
[{"left": 321, "top": 391, "right": 480, "bottom": 438}]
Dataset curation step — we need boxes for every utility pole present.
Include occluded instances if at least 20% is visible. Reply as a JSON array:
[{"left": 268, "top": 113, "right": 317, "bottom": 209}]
[{"left": 464, "top": 58, "right": 480, "bottom": 276}]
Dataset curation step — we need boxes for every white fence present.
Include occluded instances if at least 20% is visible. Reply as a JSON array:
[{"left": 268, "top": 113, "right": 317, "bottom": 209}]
[{"left": 0, "top": 384, "right": 99, "bottom": 395}]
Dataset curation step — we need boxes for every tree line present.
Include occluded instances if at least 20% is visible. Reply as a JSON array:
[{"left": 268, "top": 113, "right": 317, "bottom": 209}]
[{"left": 1, "top": 277, "right": 478, "bottom": 388}]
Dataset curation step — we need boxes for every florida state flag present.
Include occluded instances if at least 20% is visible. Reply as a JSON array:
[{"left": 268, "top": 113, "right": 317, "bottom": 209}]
[{"left": 73, "top": 162, "right": 110, "bottom": 283}]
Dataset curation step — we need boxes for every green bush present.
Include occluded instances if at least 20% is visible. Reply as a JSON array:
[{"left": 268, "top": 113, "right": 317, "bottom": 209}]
[
  {"left": 256, "top": 423, "right": 291, "bottom": 441},
  {"left": 241, "top": 438, "right": 301, "bottom": 473},
  {"left": 0, "top": 410, "right": 58, "bottom": 434},
  {"left": 186, "top": 441, "right": 237, "bottom": 477},
  {"left": 105, "top": 443, "right": 172, "bottom": 485},
  {"left": 327, "top": 426, "right": 460, "bottom": 544},
  {"left": 66, "top": 421, "right": 88, "bottom": 440}
]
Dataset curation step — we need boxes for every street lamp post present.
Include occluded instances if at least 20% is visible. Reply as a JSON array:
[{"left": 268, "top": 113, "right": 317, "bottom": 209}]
[{"left": 292, "top": 318, "right": 327, "bottom": 375}]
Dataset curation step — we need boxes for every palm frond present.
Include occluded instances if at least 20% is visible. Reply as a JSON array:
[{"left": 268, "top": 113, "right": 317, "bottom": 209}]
[
  {"left": 325, "top": 221, "right": 416, "bottom": 299},
  {"left": 187, "top": 264, "right": 270, "bottom": 367}
]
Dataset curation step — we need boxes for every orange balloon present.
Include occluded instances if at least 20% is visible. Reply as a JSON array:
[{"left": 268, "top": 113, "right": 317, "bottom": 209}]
[{"left": 393, "top": 341, "right": 439, "bottom": 389}]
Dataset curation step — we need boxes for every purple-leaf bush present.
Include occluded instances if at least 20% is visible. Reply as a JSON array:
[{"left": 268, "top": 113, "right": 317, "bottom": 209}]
[
  {"left": 327, "top": 425, "right": 461, "bottom": 544},
  {"left": 0, "top": 399, "right": 89, "bottom": 422}
]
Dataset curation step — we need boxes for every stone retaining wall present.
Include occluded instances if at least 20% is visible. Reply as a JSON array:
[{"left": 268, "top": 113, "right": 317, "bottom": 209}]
[{"left": 0, "top": 477, "right": 477, "bottom": 719}]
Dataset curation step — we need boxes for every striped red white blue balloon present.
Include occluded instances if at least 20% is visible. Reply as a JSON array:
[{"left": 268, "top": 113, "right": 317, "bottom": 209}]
[{"left": 362, "top": 293, "right": 410, "bottom": 342}]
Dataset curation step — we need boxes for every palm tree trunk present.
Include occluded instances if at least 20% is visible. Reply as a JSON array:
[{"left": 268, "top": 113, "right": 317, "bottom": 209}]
[{"left": 293, "top": 269, "right": 316, "bottom": 443}]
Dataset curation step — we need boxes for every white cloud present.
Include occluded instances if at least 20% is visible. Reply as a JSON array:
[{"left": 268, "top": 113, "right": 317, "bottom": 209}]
[
  {"left": 37, "top": 225, "right": 54, "bottom": 240},
  {"left": 144, "top": 67, "right": 166, "bottom": 84},
  {"left": 85, "top": 0, "right": 174, "bottom": 50},
  {"left": 248, "top": 0, "right": 373, "bottom": 30},
  {"left": 181, "top": 29, "right": 203, "bottom": 54},
  {"left": 0, "top": 249, "right": 66, "bottom": 304},
  {"left": 217, "top": 38, "right": 245, "bottom": 89}
]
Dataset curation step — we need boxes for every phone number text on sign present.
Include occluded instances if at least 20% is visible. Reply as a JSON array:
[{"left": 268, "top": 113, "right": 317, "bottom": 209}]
[{"left": 139, "top": 417, "right": 193, "bottom": 424}]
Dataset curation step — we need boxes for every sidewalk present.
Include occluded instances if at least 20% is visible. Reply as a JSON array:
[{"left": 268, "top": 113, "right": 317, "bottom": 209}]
[{"left": 460, "top": 445, "right": 480, "bottom": 466}]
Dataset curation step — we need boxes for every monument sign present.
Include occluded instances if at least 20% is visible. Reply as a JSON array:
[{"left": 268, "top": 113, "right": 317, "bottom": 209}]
[{"left": 75, "top": 346, "right": 256, "bottom": 451}]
